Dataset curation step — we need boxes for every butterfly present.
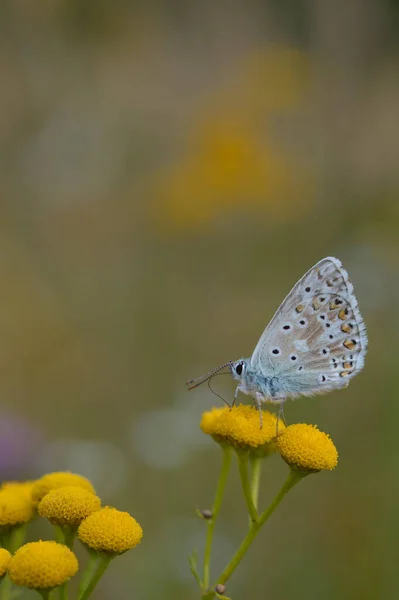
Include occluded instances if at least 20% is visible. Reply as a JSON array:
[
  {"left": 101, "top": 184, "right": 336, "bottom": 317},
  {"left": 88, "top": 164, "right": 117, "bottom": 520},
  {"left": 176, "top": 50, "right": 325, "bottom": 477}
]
[{"left": 187, "top": 257, "right": 367, "bottom": 427}]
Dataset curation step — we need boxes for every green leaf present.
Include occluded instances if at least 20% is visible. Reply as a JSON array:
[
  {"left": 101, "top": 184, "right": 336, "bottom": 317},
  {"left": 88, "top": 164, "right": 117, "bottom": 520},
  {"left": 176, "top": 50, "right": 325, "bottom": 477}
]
[{"left": 188, "top": 550, "right": 203, "bottom": 587}]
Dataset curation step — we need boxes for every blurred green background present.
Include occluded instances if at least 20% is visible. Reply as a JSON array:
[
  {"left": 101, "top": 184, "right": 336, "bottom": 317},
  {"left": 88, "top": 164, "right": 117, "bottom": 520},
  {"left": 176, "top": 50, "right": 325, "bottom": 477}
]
[{"left": 0, "top": 1, "right": 398, "bottom": 598}]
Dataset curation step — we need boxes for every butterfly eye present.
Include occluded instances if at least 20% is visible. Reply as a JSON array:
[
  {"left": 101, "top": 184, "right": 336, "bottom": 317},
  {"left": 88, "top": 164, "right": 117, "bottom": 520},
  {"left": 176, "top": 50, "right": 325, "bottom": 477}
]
[{"left": 235, "top": 363, "right": 243, "bottom": 375}]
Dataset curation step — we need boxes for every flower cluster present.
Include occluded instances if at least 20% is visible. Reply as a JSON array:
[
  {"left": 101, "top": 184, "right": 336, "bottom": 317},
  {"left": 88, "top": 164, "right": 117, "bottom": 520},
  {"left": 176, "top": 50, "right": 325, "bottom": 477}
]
[
  {"left": 201, "top": 404, "right": 338, "bottom": 473},
  {"left": 195, "top": 404, "right": 339, "bottom": 598},
  {"left": 0, "top": 471, "right": 143, "bottom": 600}
]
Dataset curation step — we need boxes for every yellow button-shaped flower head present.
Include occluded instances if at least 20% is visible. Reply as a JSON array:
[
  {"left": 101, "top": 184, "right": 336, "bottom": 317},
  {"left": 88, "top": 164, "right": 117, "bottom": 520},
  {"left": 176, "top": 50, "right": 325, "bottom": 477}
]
[
  {"left": 0, "top": 549, "right": 11, "bottom": 578},
  {"left": 38, "top": 486, "right": 101, "bottom": 528},
  {"left": 1, "top": 481, "right": 35, "bottom": 502},
  {"left": 32, "top": 472, "right": 95, "bottom": 506},
  {"left": 8, "top": 541, "right": 78, "bottom": 590},
  {"left": 0, "top": 489, "right": 34, "bottom": 527},
  {"left": 78, "top": 507, "right": 143, "bottom": 555},
  {"left": 277, "top": 423, "right": 338, "bottom": 473},
  {"left": 200, "top": 405, "right": 284, "bottom": 452}
]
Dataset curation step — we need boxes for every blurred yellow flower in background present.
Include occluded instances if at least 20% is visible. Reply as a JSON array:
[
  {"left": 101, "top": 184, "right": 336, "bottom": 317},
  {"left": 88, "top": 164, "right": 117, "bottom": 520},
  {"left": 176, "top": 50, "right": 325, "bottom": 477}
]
[
  {"left": 78, "top": 507, "right": 143, "bottom": 554},
  {"left": 1, "top": 481, "right": 35, "bottom": 502},
  {"left": 32, "top": 472, "right": 96, "bottom": 506},
  {"left": 8, "top": 541, "right": 78, "bottom": 590},
  {"left": 234, "top": 46, "right": 310, "bottom": 114},
  {"left": 277, "top": 423, "right": 338, "bottom": 473},
  {"left": 153, "top": 45, "right": 314, "bottom": 230},
  {"left": 38, "top": 486, "right": 101, "bottom": 528},
  {"left": 200, "top": 404, "right": 284, "bottom": 451},
  {"left": 0, "top": 489, "right": 34, "bottom": 527},
  {"left": 0, "top": 548, "right": 11, "bottom": 578}
]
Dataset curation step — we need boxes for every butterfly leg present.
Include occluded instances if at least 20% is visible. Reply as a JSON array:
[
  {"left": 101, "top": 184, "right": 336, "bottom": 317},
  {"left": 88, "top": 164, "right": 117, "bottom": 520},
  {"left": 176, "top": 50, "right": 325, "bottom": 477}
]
[
  {"left": 255, "top": 393, "right": 263, "bottom": 429},
  {"left": 231, "top": 385, "right": 241, "bottom": 410},
  {"left": 276, "top": 399, "right": 287, "bottom": 436}
]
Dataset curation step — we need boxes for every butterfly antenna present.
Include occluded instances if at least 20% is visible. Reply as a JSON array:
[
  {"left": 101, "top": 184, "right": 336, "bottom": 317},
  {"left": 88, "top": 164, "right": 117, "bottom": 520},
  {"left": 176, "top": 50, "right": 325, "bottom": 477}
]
[{"left": 186, "top": 361, "right": 234, "bottom": 391}]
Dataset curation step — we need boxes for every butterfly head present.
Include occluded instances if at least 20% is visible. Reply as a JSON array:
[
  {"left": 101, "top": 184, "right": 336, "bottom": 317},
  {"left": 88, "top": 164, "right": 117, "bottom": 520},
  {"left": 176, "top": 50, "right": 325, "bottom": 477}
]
[{"left": 230, "top": 358, "right": 250, "bottom": 383}]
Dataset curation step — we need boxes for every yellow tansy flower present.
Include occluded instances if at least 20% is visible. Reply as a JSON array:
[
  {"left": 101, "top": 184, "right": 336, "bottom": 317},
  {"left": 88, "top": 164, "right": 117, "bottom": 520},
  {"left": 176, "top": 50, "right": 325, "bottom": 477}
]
[
  {"left": 78, "top": 507, "right": 143, "bottom": 555},
  {"left": 1, "top": 481, "right": 35, "bottom": 502},
  {"left": 38, "top": 486, "right": 101, "bottom": 528},
  {"left": 277, "top": 424, "right": 338, "bottom": 473},
  {"left": 32, "top": 472, "right": 95, "bottom": 506},
  {"left": 0, "top": 489, "right": 33, "bottom": 527},
  {"left": 200, "top": 405, "right": 284, "bottom": 452},
  {"left": 8, "top": 541, "right": 78, "bottom": 590},
  {"left": 0, "top": 548, "right": 11, "bottom": 578}
]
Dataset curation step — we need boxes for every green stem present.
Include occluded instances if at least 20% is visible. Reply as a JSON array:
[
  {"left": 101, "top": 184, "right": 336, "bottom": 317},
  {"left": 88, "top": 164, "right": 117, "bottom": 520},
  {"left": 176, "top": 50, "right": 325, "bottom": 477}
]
[
  {"left": 9, "top": 523, "right": 28, "bottom": 552},
  {"left": 202, "top": 590, "right": 217, "bottom": 600},
  {"left": 249, "top": 455, "right": 262, "bottom": 512},
  {"left": 78, "top": 551, "right": 98, "bottom": 599},
  {"left": 0, "top": 576, "right": 12, "bottom": 600},
  {"left": 0, "top": 525, "right": 30, "bottom": 599},
  {"left": 203, "top": 445, "right": 232, "bottom": 591},
  {"left": 58, "top": 582, "right": 68, "bottom": 600},
  {"left": 54, "top": 525, "right": 64, "bottom": 544},
  {"left": 56, "top": 526, "right": 75, "bottom": 600},
  {"left": 77, "top": 553, "right": 112, "bottom": 600},
  {"left": 217, "top": 470, "right": 304, "bottom": 587},
  {"left": 63, "top": 527, "right": 76, "bottom": 549},
  {"left": 236, "top": 451, "right": 258, "bottom": 523},
  {"left": 54, "top": 525, "right": 76, "bottom": 548},
  {"left": 37, "top": 590, "right": 52, "bottom": 600},
  {"left": 0, "top": 523, "right": 28, "bottom": 553}
]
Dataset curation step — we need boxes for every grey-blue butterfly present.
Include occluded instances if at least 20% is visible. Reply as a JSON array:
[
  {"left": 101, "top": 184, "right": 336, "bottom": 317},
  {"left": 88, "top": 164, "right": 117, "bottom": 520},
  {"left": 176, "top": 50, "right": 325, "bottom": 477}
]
[{"left": 187, "top": 257, "right": 367, "bottom": 426}]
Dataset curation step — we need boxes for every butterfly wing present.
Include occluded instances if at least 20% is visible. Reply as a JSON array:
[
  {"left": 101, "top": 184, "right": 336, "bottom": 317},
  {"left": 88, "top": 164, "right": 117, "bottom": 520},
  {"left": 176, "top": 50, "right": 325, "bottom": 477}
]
[{"left": 250, "top": 257, "right": 367, "bottom": 398}]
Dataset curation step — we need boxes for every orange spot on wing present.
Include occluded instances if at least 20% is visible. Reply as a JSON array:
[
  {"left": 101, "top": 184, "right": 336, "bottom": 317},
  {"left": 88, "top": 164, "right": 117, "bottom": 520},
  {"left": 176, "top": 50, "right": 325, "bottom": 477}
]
[{"left": 343, "top": 339, "right": 356, "bottom": 350}]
